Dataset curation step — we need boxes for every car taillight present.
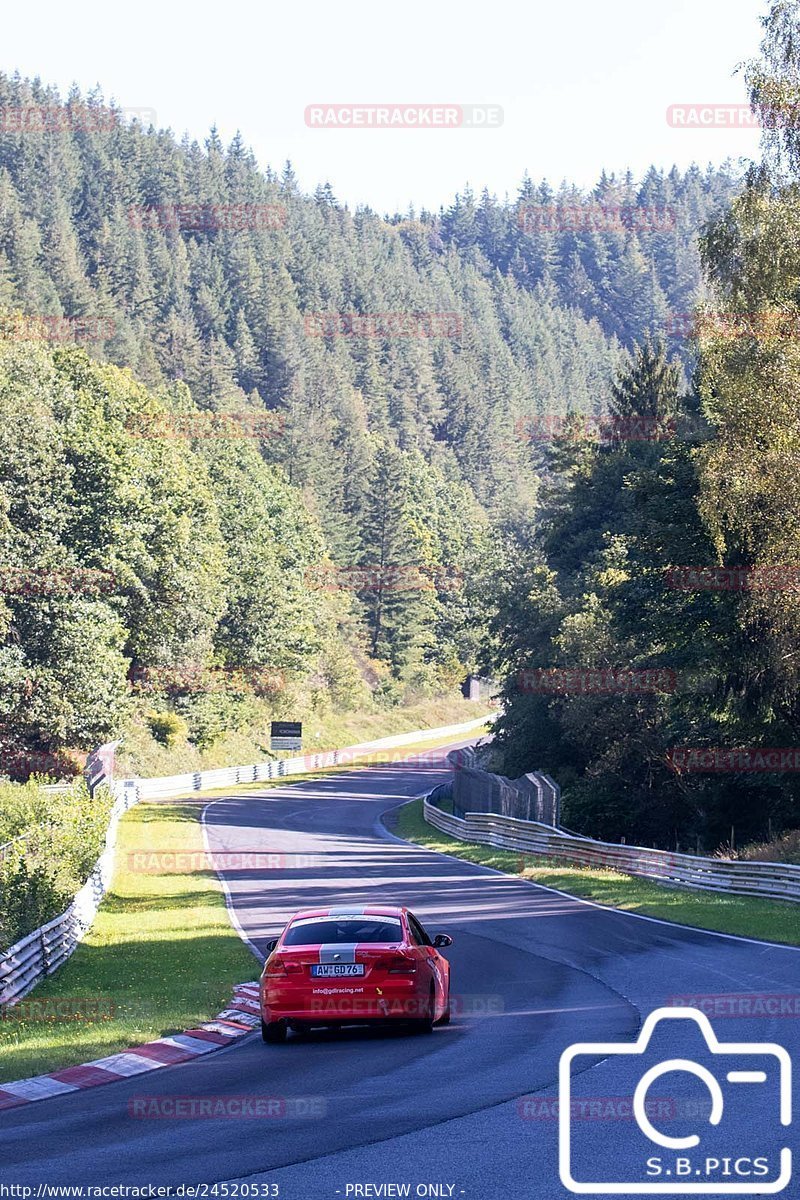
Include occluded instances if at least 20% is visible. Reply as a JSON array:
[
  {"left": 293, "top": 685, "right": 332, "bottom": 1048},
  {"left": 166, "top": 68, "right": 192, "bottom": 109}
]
[
  {"left": 265, "top": 957, "right": 301, "bottom": 976},
  {"left": 386, "top": 955, "right": 417, "bottom": 975}
]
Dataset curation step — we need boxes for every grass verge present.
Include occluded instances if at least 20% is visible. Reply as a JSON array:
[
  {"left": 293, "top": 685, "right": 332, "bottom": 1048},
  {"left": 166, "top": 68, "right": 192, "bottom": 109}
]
[
  {"left": 0, "top": 801, "right": 256, "bottom": 1084},
  {"left": 166, "top": 722, "right": 493, "bottom": 801},
  {"left": 392, "top": 798, "right": 800, "bottom": 947},
  {"left": 0, "top": 725, "right": 492, "bottom": 1082},
  {"left": 121, "top": 695, "right": 494, "bottom": 778}
]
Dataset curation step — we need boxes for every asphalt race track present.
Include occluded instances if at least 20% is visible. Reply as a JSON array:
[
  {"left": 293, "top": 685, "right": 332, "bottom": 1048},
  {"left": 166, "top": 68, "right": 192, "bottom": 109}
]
[{"left": 2, "top": 740, "right": 798, "bottom": 1199}]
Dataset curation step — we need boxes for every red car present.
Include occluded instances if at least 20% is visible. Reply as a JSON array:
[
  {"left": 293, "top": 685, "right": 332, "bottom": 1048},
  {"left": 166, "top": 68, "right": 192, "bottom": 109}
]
[{"left": 259, "top": 904, "right": 452, "bottom": 1042}]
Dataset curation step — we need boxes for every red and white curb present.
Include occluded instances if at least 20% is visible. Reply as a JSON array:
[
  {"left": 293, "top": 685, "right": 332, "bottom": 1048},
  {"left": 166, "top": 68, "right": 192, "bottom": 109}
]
[{"left": 0, "top": 981, "right": 261, "bottom": 1112}]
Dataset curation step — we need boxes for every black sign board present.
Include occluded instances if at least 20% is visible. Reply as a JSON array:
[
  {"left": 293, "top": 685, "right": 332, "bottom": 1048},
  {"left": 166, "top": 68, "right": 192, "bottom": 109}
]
[{"left": 270, "top": 721, "right": 302, "bottom": 751}]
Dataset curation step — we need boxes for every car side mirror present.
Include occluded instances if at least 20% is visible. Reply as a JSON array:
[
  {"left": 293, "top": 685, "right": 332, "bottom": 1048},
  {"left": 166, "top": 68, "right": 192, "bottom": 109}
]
[
  {"left": 265, "top": 938, "right": 278, "bottom": 953},
  {"left": 433, "top": 933, "right": 452, "bottom": 948}
]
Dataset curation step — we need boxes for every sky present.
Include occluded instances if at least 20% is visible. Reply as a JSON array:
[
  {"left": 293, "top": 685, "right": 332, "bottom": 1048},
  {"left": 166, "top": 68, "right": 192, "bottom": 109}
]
[{"left": 2, "top": 0, "right": 768, "bottom": 214}]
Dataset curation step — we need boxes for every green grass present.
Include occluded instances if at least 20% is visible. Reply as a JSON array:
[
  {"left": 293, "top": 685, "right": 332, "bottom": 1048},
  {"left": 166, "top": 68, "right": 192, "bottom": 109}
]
[
  {"left": 120, "top": 695, "right": 494, "bottom": 778},
  {"left": 392, "top": 798, "right": 800, "bottom": 947},
  {"left": 163, "top": 722, "right": 493, "bottom": 801},
  {"left": 0, "top": 723, "right": 493, "bottom": 1083},
  {"left": 0, "top": 801, "right": 256, "bottom": 1083}
]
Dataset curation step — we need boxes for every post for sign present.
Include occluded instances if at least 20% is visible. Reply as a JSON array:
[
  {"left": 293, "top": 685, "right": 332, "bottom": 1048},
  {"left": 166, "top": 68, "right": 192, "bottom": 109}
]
[{"left": 83, "top": 740, "right": 122, "bottom": 798}]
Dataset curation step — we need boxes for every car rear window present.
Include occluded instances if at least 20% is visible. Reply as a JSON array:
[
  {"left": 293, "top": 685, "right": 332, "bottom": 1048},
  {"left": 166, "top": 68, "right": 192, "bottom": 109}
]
[{"left": 282, "top": 916, "right": 403, "bottom": 945}]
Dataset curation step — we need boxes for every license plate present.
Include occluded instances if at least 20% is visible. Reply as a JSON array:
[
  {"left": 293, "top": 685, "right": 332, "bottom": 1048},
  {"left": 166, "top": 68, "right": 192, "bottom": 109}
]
[{"left": 310, "top": 963, "right": 365, "bottom": 978}]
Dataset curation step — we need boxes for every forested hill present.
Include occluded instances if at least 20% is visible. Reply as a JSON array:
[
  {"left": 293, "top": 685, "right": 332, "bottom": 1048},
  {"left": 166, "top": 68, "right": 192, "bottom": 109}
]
[
  {"left": 424, "top": 166, "right": 739, "bottom": 351},
  {"left": 0, "top": 73, "right": 739, "bottom": 769},
  {"left": 0, "top": 76, "right": 737, "bottom": 531}
]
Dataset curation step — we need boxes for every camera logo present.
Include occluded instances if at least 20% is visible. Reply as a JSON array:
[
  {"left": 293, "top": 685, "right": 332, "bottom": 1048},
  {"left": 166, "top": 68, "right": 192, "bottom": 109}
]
[{"left": 559, "top": 1007, "right": 792, "bottom": 1193}]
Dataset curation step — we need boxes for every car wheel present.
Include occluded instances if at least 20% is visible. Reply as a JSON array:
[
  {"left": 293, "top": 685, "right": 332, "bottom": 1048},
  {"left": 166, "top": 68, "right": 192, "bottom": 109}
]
[
  {"left": 261, "top": 1018, "right": 287, "bottom": 1043},
  {"left": 414, "top": 987, "right": 435, "bottom": 1034}
]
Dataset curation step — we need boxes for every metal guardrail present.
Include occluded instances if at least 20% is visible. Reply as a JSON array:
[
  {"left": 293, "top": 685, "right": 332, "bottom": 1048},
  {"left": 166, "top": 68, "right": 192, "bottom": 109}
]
[
  {"left": 422, "top": 799, "right": 800, "bottom": 904},
  {"left": 0, "top": 785, "right": 76, "bottom": 865},
  {"left": 0, "top": 830, "right": 37, "bottom": 865},
  {"left": 126, "top": 713, "right": 497, "bottom": 802},
  {"left": 426, "top": 781, "right": 454, "bottom": 808},
  {"left": 0, "top": 711, "right": 497, "bottom": 1006},
  {"left": 0, "top": 780, "right": 137, "bottom": 1006}
]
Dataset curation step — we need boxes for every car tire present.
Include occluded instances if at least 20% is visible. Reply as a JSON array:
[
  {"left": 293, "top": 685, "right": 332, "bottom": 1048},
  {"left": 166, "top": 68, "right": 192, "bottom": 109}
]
[
  {"left": 261, "top": 1018, "right": 287, "bottom": 1043},
  {"left": 414, "top": 987, "right": 435, "bottom": 1034}
]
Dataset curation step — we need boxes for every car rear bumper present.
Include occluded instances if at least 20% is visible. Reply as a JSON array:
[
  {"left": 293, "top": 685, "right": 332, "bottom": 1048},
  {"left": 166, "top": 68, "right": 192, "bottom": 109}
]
[{"left": 262, "top": 980, "right": 429, "bottom": 1022}]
